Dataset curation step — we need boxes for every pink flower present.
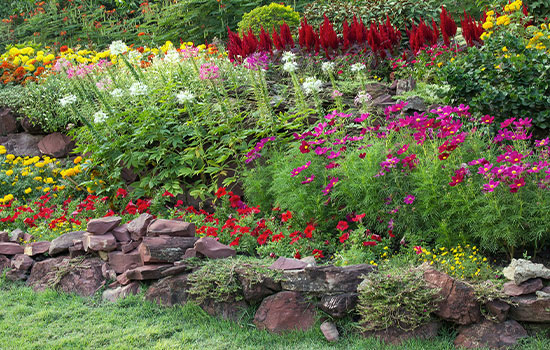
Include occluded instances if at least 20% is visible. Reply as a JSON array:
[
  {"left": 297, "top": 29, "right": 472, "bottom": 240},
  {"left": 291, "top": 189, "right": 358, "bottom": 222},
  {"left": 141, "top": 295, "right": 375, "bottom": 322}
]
[
  {"left": 199, "top": 62, "right": 219, "bottom": 80},
  {"left": 396, "top": 144, "right": 409, "bottom": 155},
  {"left": 354, "top": 113, "right": 369, "bottom": 123},
  {"left": 322, "top": 176, "right": 338, "bottom": 196},
  {"left": 403, "top": 195, "right": 415, "bottom": 204},
  {"left": 291, "top": 161, "right": 311, "bottom": 177},
  {"left": 535, "top": 138, "right": 549, "bottom": 147},
  {"left": 301, "top": 174, "right": 315, "bottom": 184},
  {"left": 483, "top": 180, "right": 500, "bottom": 192}
]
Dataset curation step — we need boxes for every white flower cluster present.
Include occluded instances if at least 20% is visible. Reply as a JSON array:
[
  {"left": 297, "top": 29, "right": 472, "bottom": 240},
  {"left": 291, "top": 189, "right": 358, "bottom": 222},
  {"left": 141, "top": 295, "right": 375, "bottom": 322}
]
[
  {"left": 176, "top": 90, "right": 194, "bottom": 104},
  {"left": 129, "top": 82, "right": 148, "bottom": 96},
  {"left": 282, "top": 51, "right": 298, "bottom": 73},
  {"left": 59, "top": 94, "right": 77, "bottom": 107},
  {"left": 350, "top": 63, "right": 366, "bottom": 72},
  {"left": 164, "top": 49, "right": 181, "bottom": 64},
  {"left": 321, "top": 62, "right": 335, "bottom": 73},
  {"left": 354, "top": 91, "right": 373, "bottom": 106},
  {"left": 302, "top": 77, "right": 323, "bottom": 95},
  {"left": 110, "top": 88, "right": 124, "bottom": 98},
  {"left": 109, "top": 40, "right": 128, "bottom": 56},
  {"left": 93, "top": 111, "right": 108, "bottom": 123}
]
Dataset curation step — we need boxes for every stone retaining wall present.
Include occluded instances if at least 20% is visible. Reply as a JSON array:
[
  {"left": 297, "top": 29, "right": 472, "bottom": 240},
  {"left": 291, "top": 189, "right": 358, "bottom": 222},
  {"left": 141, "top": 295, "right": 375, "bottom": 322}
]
[{"left": 2, "top": 217, "right": 550, "bottom": 349}]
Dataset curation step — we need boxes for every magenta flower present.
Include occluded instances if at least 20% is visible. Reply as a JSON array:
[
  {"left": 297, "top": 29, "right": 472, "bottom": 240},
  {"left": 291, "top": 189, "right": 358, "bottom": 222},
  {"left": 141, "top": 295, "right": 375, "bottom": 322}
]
[
  {"left": 396, "top": 144, "right": 409, "bottom": 155},
  {"left": 354, "top": 113, "right": 369, "bottom": 123},
  {"left": 199, "top": 62, "right": 220, "bottom": 80},
  {"left": 291, "top": 161, "right": 311, "bottom": 177},
  {"left": 535, "top": 138, "right": 549, "bottom": 147},
  {"left": 481, "top": 115, "right": 494, "bottom": 124},
  {"left": 301, "top": 174, "right": 315, "bottom": 184},
  {"left": 403, "top": 195, "right": 415, "bottom": 204},
  {"left": 483, "top": 180, "right": 500, "bottom": 192},
  {"left": 325, "top": 162, "right": 340, "bottom": 169},
  {"left": 327, "top": 151, "right": 341, "bottom": 159},
  {"left": 478, "top": 163, "right": 493, "bottom": 175},
  {"left": 314, "top": 146, "right": 331, "bottom": 155},
  {"left": 245, "top": 137, "right": 275, "bottom": 163},
  {"left": 322, "top": 176, "right": 339, "bottom": 196},
  {"left": 509, "top": 177, "right": 526, "bottom": 193}
]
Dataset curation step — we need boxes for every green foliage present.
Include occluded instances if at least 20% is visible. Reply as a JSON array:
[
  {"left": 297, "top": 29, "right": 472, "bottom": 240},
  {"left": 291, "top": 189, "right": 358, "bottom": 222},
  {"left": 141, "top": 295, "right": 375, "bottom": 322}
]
[
  {"left": 441, "top": 31, "right": 550, "bottom": 130},
  {"left": 303, "top": 0, "right": 442, "bottom": 31},
  {"left": 237, "top": 3, "right": 300, "bottom": 35},
  {"left": 357, "top": 265, "right": 440, "bottom": 331}
]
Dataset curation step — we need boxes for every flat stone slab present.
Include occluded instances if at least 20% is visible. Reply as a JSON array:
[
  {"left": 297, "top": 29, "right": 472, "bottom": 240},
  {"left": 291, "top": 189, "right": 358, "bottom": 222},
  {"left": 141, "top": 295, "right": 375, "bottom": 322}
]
[
  {"left": 281, "top": 264, "right": 375, "bottom": 293},
  {"left": 0, "top": 242, "right": 24, "bottom": 255}
]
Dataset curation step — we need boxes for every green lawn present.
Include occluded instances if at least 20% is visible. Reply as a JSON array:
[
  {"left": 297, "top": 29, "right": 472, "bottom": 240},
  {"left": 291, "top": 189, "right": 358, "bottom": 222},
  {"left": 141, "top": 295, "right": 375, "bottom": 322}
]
[{"left": 0, "top": 278, "right": 549, "bottom": 350}]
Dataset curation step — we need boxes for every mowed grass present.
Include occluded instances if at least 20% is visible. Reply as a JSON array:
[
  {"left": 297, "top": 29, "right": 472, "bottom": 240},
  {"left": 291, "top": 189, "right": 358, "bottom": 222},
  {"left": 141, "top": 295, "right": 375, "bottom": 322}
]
[{"left": 1, "top": 278, "right": 549, "bottom": 350}]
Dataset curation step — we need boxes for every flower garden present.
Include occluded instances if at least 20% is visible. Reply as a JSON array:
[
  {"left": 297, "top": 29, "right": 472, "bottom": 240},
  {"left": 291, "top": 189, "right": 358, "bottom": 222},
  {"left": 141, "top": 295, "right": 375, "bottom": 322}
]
[{"left": 1, "top": 0, "right": 550, "bottom": 349}]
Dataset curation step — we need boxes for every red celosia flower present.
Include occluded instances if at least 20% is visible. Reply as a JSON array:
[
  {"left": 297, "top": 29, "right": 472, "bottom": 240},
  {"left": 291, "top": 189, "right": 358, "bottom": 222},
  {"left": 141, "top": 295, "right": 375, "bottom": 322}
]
[{"left": 336, "top": 220, "right": 349, "bottom": 231}]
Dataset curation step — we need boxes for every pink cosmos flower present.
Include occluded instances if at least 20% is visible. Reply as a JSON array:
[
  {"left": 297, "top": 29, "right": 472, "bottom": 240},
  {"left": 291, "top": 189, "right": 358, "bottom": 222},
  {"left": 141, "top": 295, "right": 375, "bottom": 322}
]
[{"left": 403, "top": 195, "right": 415, "bottom": 204}]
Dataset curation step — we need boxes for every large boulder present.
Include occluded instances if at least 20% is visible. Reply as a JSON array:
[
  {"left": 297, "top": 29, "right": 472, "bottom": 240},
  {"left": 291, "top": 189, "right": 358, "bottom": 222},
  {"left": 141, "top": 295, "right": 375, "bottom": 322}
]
[
  {"left": 37, "top": 132, "right": 75, "bottom": 158},
  {"left": 423, "top": 268, "right": 481, "bottom": 325},
  {"left": 0, "top": 242, "right": 24, "bottom": 255},
  {"left": 503, "top": 259, "right": 550, "bottom": 285},
  {"left": 24, "top": 241, "right": 51, "bottom": 256},
  {"left": 147, "top": 219, "right": 196, "bottom": 237},
  {"left": 194, "top": 237, "right": 235, "bottom": 259},
  {"left": 200, "top": 297, "right": 248, "bottom": 322},
  {"left": 0, "top": 132, "right": 43, "bottom": 156},
  {"left": 319, "top": 293, "right": 359, "bottom": 318},
  {"left": 27, "top": 257, "right": 105, "bottom": 296},
  {"left": 139, "top": 236, "right": 198, "bottom": 263},
  {"left": 145, "top": 273, "right": 190, "bottom": 306},
  {"left": 49, "top": 231, "right": 86, "bottom": 255},
  {"left": 235, "top": 264, "right": 281, "bottom": 304},
  {"left": 362, "top": 321, "right": 441, "bottom": 345},
  {"left": 83, "top": 232, "right": 117, "bottom": 252},
  {"left": 86, "top": 216, "right": 122, "bottom": 235},
  {"left": 281, "top": 264, "right": 375, "bottom": 294},
  {"left": 508, "top": 295, "right": 550, "bottom": 322},
  {"left": 0, "top": 107, "right": 19, "bottom": 136},
  {"left": 254, "top": 291, "right": 316, "bottom": 333},
  {"left": 454, "top": 319, "right": 528, "bottom": 349},
  {"left": 107, "top": 250, "right": 143, "bottom": 274}
]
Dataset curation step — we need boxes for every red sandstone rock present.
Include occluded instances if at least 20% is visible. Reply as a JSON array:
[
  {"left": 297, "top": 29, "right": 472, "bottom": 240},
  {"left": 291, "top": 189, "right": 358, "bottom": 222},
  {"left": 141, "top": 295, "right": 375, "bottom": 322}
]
[
  {"left": 146, "top": 274, "right": 190, "bottom": 306},
  {"left": 423, "top": 268, "right": 482, "bottom": 325},
  {"left": 254, "top": 291, "right": 316, "bottom": 333},
  {"left": 194, "top": 237, "right": 235, "bottom": 259},
  {"left": 0, "top": 232, "right": 9, "bottom": 242},
  {"left": 125, "top": 264, "right": 172, "bottom": 280},
  {"left": 139, "top": 236, "right": 198, "bottom": 263},
  {"left": 37, "top": 132, "right": 75, "bottom": 158},
  {"left": 509, "top": 295, "right": 550, "bottom": 322},
  {"left": 485, "top": 300, "right": 511, "bottom": 323},
  {"left": 147, "top": 219, "right": 196, "bottom": 237},
  {"left": 102, "top": 282, "right": 140, "bottom": 302},
  {"left": 0, "top": 242, "right": 24, "bottom": 255},
  {"left": 49, "top": 231, "right": 86, "bottom": 255},
  {"left": 454, "top": 319, "right": 527, "bottom": 349},
  {"left": 503, "top": 278, "right": 543, "bottom": 297},
  {"left": 24, "top": 241, "right": 51, "bottom": 256},
  {"left": 269, "top": 257, "right": 307, "bottom": 270},
  {"left": 108, "top": 250, "right": 143, "bottom": 274},
  {"left": 9, "top": 229, "right": 24, "bottom": 243},
  {"left": 121, "top": 240, "right": 141, "bottom": 253},
  {"left": 11, "top": 254, "right": 34, "bottom": 271},
  {"left": 112, "top": 224, "right": 131, "bottom": 243},
  {"left": 363, "top": 321, "right": 441, "bottom": 345},
  {"left": 0, "top": 255, "right": 10, "bottom": 271},
  {"left": 86, "top": 216, "right": 122, "bottom": 235},
  {"left": 128, "top": 213, "right": 154, "bottom": 240},
  {"left": 83, "top": 232, "right": 117, "bottom": 252},
  {"left": 319, "top": 293, "right": 359, "bottom": 318},
  {"left": 281, "top": 264, "right": 376, "bottom": 293},
  {"left": 27, "top": 257, "right": 105, "bottom": 296}
]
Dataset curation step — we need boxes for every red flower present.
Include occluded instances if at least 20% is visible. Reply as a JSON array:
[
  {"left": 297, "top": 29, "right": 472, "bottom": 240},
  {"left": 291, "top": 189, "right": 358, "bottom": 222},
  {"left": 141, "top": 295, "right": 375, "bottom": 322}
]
[
  {"left": 351, "top": 213, "right": 365, "bottom": 222},
  {"left": 162, "top": 190, "right": 175, "bottom": 197},
  {"left": 294, "top": 251, "right": 302, "bottom": 259},
  {"left": 215, "top": 187, "right": 227, "bottom": 198},
  {"left": 336, "top": 220, "right": 349, "bottom": 231},
  {"left": 363, "top": 241, "right": 377, "bottom": 246},
  {"left": 304, "top": 224, "right": 315, "bottom": 238},
  {"left": 312, "top": 249, "right": 324, "bottom": 259},
  {"left": 229, "top": 236, "right": 241, "bottom": 247},
  {"left": 271, "top": 233, "right": 285, "bottom": 242},
  {"left": 299, "top": 140, "right": 311, "bottom": 153},
  {"left": 281, "top": 210, "right": 292, "bottom": 222},
  {"left": 115, "top": 188, "right": 128, "bottom": 198},
  {"left": 339, "top": 232, "right": 350, "bottom": 243}
]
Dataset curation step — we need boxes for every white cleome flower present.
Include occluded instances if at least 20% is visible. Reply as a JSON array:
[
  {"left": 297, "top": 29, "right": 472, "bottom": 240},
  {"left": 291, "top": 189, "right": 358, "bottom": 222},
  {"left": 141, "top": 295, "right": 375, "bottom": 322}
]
[
  {"left": 350, "top": 63, "right": 366, "bottom": 72},
  {"left": 354, "top": 91, "right": 373, "bottom": 106},
  {"left": 282, "top": 61, "right": 298, "bottom": 73},
  {"left": 164, "top": 49, "right": 181, "bottom": 64},
  {"left": 302, "top": 77, "right": 323, "bottom": 95},
  {"left": 321, "top": 61, "right": 335, "bottom": 73},
  {"left": 128, "top": 82, "right": 148, "bottom": 96},
  {"left": 127, "top": 50, "right": 141, "bottom": 62},
  {"left": 176, "top": 90, "right": 194, "bottom": 104},
  {"left": 109, "top": 40, "right": 128, "bottom": 56},
  {"left": 110, "top": 88, "right": 124, "bottom": 98},
  {"left": 281, "top": 51, "right": 296, "bottom": 63},
  {"left": 59, "top": 94, "right": 77, "bottom": 107},
  {"left": 93, "top": 111, "right": 108, "bottom": 123}
]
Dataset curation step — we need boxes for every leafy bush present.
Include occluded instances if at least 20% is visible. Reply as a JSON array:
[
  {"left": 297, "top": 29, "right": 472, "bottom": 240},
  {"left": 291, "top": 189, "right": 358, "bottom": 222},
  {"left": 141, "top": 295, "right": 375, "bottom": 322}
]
[
  {"left": 357, "top": 265, "right": 440, "bottom": 331},
  {"left": 441, "top": 4, "right": 550, "bottom": 130},
  {"left": 237, "top": 3, "right": 300, "bottom": 35}
]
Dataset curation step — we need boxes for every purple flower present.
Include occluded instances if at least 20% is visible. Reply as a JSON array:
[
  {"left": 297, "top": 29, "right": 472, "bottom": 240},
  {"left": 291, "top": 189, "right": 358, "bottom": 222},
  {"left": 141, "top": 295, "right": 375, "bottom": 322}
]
[
  {"left": 301, "top": 174, "right": 315, "bottom": 184},
  {"left": 322, "top": 177, "right": 339, "bottom": 196},
  {"left": 244, "top": 52, "right": 269, "bottom": 71},
  {"left": 478, "top": 163, "right": 493, "bottom": 175},
  {"left": 403, "top": 195, "right": 415, "bottom": 204},
  {"left": 291, "top": 161, "right": 311, "bottom": 177}
]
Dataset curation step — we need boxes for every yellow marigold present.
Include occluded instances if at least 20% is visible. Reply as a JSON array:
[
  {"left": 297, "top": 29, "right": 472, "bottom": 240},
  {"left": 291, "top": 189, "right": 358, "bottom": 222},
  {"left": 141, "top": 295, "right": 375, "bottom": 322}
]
[
  {"left": 43, "top": 187, "right": 50, "bottom": 192},
  {"left": 5, "top": 169, "right": 14, "bottom": 176},
  {"left": 74, "top": 156, "right": 83, "bottom": 164},
  {"left": 0, "top": 146, "right": 6, "bottom": 155},
  {"left": 24, "top": 187, "right": 32, "bottom": 194},
  {"left": 35, "top": 162, "right": 45, "bottom": 168},
  {"left": 482, "top": 21, "right": 494, "bottom": 30},
  {"left": 6, "top": 154, "right": 15, "bottom": 161}
]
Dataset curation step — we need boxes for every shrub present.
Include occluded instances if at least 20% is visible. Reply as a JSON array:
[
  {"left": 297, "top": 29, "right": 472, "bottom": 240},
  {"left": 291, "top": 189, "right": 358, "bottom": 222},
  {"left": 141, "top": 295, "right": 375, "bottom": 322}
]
[
  {"left": 237, "top": 3, "right": 300, "bottom": 35},
  {"left": 357, "top": 265, "right": 440, "bottom": 331}
]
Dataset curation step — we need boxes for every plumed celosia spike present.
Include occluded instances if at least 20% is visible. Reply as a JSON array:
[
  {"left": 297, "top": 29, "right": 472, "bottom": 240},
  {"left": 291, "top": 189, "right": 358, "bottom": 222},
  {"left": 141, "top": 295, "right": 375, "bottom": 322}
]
[
  {"left": 319, "top": 14, "right": 338, "bottom": 58},
  {"left": 342, "top": 19, "right": 351, "bottom": 50},
  {"left": 258, "top": 26, "right": 273, "bottom": 53},
  {"left": 226, "top": 27, "right": 244, "bottom": 62},
  {"left": 242, "top": 29, "right": 259, "bottom": 57},
  {"left": 460, "top": 11, "right": 484, "bottom": 47},
  {"left": 299, "top": 18, "right": 307, "bottom": 48},
  {"left": 272, "top": 26, "right": 284, "bottom": 50},
  {"left": 431, "top": 18, "right": 439, "bottom": 45},
  {"left": 280, "top": 22, "right": 295, "bottom": 48},
  {"left": 440, "top": 6, "right": 457, "bottom": 47}
]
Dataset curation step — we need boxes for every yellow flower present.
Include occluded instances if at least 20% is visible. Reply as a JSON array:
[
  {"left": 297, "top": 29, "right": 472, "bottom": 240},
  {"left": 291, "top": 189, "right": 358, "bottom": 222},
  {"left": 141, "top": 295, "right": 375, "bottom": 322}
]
[
  {"left": 482, "top": 21, "right": 494, "bottom": 30},
  {"left": 35, "top": 162, "right": 45, "bottom": 168},
  {"left": 74, "top": 156, "right": 83, "bottom": 164},
  {"left": 24, "top": 188, "right": 32, "bottom": 194},
  {"left": 6, "top": 154, "right": 15, "bottom": 161},
  {"left": 5, "top": 169, "right": 13, "bottom": 176},
  {"left": 0, "top": 146, "right": 6, "bottom": 154},
  {"left": 502, "top": 46, "right": 508, "bottom": 52},
  {"left": 43, "top": 187, "right": 50, "bottom": 192}
]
